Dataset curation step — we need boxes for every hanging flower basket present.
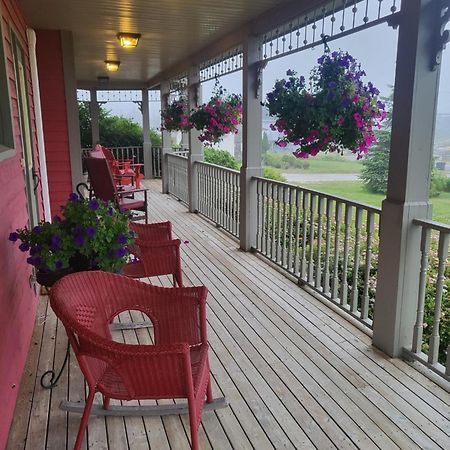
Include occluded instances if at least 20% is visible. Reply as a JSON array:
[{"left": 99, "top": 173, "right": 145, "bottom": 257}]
[
  {"left": 265, "top": 51, "right": 387, "bottom": 159},
  {"left": 161, "top": 98, "right": 191, "bottom": 132},
  {"left": 190, "top": 84, "right": 242, "bottom": 145}
]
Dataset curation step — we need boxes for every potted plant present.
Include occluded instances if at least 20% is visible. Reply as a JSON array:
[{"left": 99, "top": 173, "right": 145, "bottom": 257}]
[
  {"left": 9, "top": 193, "right": 134, "bottom": 286},
  {"left": 190, "top": 83, "right": 242, "bottom": 145},
  {"left": 161, "top": 98, "right": 191, "bottom": 132},
  {"left": 265, "top": 51, "right": 387, "bottom": 159}
]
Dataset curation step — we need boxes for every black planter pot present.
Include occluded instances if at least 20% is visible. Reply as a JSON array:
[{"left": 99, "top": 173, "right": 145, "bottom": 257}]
[
  {"left": 36, "top": 253, "right": 96, "bottom": 288},
  {"left": 36, "top": 268, "right": 73, "bottom": 288}
]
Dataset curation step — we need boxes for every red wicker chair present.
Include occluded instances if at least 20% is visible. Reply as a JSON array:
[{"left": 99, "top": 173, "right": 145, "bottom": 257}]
[
  {"left": 50, "top": 271, "right": 225, "bottom": 450},
  {"left": 89, "top": 145, "right": 136, "bottom": 187},
  {"left": 85, "top": 157, "right": 148, "bottom": 223},
  {"left": 123, "top": 238, "right": 183, "bottom": 287},
  {"left": 129, "top": 220, "right": 173, "bottom": 241}
]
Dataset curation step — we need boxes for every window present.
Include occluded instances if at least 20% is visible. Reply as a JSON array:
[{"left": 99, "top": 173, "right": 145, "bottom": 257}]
[{"left": 0, "top": 17, "right": 14, "bottom": 160}]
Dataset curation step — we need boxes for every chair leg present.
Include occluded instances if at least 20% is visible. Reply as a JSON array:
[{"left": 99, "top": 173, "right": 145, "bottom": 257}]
[
  {"left": 103, "top": 395, "right": 110, "bottom": 410},
  {"left": 188, "top": 399, "right": 199, "bottom": 450},
  {"left": 74, "top": 387, "right": 96, "bottom": 450},
  {"left": 206, "top": 377, "right": 213, "bottom": 404}
]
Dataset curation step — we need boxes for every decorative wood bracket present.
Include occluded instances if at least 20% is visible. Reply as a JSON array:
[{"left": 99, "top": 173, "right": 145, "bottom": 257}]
[
  {"left": 432, "top": 0, "right": 450, "bottom": 70},
  {"left": 253, "top": 60, "right": 267, "bottom": 99}
]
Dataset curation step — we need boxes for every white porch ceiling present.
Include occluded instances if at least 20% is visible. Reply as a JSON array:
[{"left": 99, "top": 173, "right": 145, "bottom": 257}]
[{"left": 17, "top": 0, "right": 292, "bottom": 88}]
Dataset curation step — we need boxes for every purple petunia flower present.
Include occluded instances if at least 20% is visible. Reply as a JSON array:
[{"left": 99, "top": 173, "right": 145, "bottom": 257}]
[
  {"left": 8, "top": 232, "right": 19, "bottom": 242},
  {"left": 51, "top": 235, "right": 61, "bottom": 246},
  {"left": 19, "top": 242, "right": 30, "bottom": 252},
  {"left": 116, "top": 233, "right": 127, "bottom": 245},
  {"left": 86, "top": 226, "right": 96, "bottom": 237},
  {"left": 107, "top": 206, "right": 114, "bottom": 216},
  {"left": 69, "top": 192, "right": 79, "bottom": 202},
  {"left": 116, "top": 247, "right": 127, "bottom": 258},
  {"left": 55, "top": 260, "right": 64, "bottom": 270},
  {"left": 74, "top": 225, "right": 84, "bottom": 236},
  {"left": 32, "top": 226, "right": 42, "bottom": 235},
  {"left": 88, "top": 199, "right": 100, "bottom": 211},
  {"left": 74, "top": 235, "right": 85, "bottom": 247},
  {"left": 30, "top": 245, "right": 41, "bottom": 256}
]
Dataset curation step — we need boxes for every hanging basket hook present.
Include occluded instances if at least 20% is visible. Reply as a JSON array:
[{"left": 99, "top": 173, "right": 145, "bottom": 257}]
[{"left": 321, "top": 34, "right": 331, "bottom": 54}]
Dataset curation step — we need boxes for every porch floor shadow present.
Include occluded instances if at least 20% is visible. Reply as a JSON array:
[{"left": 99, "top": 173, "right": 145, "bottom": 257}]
[{"left": 7, "top": 179, "right": 450, "bottom": 450}]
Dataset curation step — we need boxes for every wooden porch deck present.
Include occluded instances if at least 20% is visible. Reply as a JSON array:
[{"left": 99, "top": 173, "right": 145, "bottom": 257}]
[{"left": 7, "top": 179, "right": 450, "bottom": 450}]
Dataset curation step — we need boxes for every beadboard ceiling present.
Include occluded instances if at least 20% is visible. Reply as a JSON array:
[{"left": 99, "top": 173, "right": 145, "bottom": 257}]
[{"left": 17, "top": 0, "right": 290, "bottom": 87}]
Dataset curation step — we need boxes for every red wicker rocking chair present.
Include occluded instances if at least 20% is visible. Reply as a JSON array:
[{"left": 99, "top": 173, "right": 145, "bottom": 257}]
[
  {"left": 85, "top": 157, "right": 148, "bottom": 223},
  {"left": 50, "top": 271, "right": 226, "bottom": 450}
]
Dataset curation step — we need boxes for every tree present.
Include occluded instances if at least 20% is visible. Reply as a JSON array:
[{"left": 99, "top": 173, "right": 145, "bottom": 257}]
[
  {"left": 78, "top": 102, "right": 92, "bottom": 148},
  {"left": 78, "top": 102, "right": 162, "bottom": 148},
  {"left": 203, "top": 147, "right": 240, "bottom": 170},
  {"left": 360, "top": 93, "right": 392, "bottom": 194},
  {"left": 262, "top": 131, "right": 271, "bottom": 153}
]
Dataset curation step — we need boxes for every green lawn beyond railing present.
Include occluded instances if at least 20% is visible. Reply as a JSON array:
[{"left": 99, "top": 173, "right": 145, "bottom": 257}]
[{"left": 304, "top": 181, "right": 450, "bottom": 224}]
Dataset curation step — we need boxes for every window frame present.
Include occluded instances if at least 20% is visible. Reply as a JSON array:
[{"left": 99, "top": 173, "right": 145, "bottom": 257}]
[{"left": 0, "top": 10, "right": 15, "bottom": 161}]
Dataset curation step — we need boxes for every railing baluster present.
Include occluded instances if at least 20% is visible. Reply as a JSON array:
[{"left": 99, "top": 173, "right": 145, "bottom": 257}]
[
  {"left": 293, "top": 189, "right": 301, "bottom": 276},
  {"left": 350, "top": 207, "right": 363, "bottom": 313},
  {"left": 361, "top": 211, "right": 375, "bottom": 321},
  {"left": 331, "top": 202, "right": 343, "bottom": 301},
  {"left": 281, "top": 186, "right": 288, "bottom": 267},
  {"left": 308, "top": 194, "right": 317, "bottom": 283},
  {"left": 315, "top": 196, "right": 325, "bottom": 289},
  {"left": 300, "top": 191, "right": 309, "bottom": 280},
  {"left": 428, "top": 232, "right": 449, "bottom": 365},
  {"left": 270, "top": 184, "right": 277, "bottom": 260},
  {"left": 276, "top": 186, "right": 283, "bottom": 264},
  {"left": 323, "top": 198, "right": 333, "bottom": 295},
  {"left": 412, "top": 226, "right": 432, "bottom": 353},
  {"left": 340, "top": 204, "right": 353, "bottom": 307},
  {"left": 287, "top": 187, "right": 295, "bottom": 272}
]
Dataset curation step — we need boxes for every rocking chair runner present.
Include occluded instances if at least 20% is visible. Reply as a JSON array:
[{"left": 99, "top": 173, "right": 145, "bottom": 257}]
[
  {"left": 50, "top": 271, "right": 226, "bottom": 450},
  {"left": 85, "top": 157, "right": 148, "bottom": 223}
]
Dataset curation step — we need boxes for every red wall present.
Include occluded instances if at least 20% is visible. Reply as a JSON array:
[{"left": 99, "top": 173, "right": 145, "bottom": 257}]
[
  {"left": 0, "top": 0, "right": 42, "bottom": 447},
  {"left": 35, "top": 30, "right": 72, "bottom": 217}
]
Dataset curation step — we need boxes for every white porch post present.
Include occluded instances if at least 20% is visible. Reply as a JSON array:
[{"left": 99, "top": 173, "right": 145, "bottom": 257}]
[
  {"left": 89, "top": 89, "right": 100, "bottom": 145},
  {"left": 160, "top": 81, "right": 171, "bottom": 193},
  {"left": 142, "top": 88, "right": 153, "bottom": 178},
  {"left": 373, "top": 0, "right": 443, "bottom": 357},
  {"left": 239, "top": 35, "right": 263, "bottom": 251},
  {"left": 187, "top": 65, "right": 203, "bottom": 213}
]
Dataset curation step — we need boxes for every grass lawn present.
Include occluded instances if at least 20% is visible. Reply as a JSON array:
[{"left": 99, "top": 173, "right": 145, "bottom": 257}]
[
  {"left": 282, "top": 154, "right": 363, "bottom": 174},
  {"left": 301, "top": 180, "right": 450, "bottom": 224}
]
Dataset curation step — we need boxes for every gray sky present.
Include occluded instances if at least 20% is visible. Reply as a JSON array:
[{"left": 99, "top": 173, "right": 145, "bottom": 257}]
[{"left": 108, "top": 22, "right": 450, "bottom": 126}]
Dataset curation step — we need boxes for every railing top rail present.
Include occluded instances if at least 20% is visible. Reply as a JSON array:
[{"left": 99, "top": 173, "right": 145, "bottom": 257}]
[
  {"left": 413, "top": 218, "right": 450, "bottom": 234},
  {"left": 167, "top": 153, "right": 188, "bottom": 160},
  {"left": 253, "top": 176, "right": 381, "bottom": 214},
  {"left": 195, "top": 160, "right": 240, "bottom": 175}
]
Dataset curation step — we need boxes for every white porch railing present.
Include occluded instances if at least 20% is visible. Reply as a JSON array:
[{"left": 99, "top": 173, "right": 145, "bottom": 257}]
[
  {"left": 196, "top": 161, "right": 240, "bottom": 238},
  {"left": 405, "top": 219, "right": 450, "bottom": 380},
  {"left": 167, "top": 153, "right": 188, "bottom": 204},
  {"left": 254, "top": 177, "right": 381, "bottom": 328},
  {"left": 151, "top": 146, "right": 162, "bottom": 178}
]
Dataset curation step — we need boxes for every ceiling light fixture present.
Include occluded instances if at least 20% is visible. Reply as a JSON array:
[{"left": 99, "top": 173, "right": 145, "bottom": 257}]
[
  {"left": 117, "top": 32, "right": 141, "bottom": 48},
  {"left": 105, "top": 60, "right": 120, "bottom": 72}
]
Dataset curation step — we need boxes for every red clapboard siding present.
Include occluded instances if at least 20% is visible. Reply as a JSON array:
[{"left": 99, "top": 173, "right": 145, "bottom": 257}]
[
  {"left": 35, "top": 29, "right": 73, "bottom": 218},
  {"left": 0, "top": 0, "right": 42, "bottom": 447}
]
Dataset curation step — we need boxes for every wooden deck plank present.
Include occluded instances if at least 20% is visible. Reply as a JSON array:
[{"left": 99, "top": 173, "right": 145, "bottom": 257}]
[
  {"left": 6, "top": 296, "right": 48, "bottom": 450},
  {"left": 23, "top": 302, "right": 56, "bottom": 450},
  {"left": 7, "top": 179, "right": 450, "bottom": 450},
  {"left": 45, "top": 315, "right": 69, "bottom": 450},
  {"left": 152, "top": 197, "right": 409, "bottom": 450}
]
